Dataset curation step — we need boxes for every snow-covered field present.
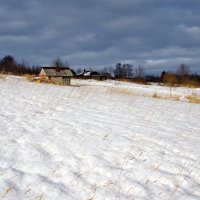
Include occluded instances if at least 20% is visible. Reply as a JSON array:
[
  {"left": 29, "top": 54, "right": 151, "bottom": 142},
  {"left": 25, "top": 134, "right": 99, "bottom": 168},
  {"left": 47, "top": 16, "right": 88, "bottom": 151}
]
[{"left": 0, "top": 76, "right": 200, "bottom": 200}]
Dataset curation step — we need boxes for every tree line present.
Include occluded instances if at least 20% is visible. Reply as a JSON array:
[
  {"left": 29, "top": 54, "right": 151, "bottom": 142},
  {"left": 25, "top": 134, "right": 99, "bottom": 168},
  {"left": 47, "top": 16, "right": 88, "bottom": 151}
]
[
  {"left": 102, "top": 63, "right": 200, "bottom": 87},
  {"left": 0, "top": 55, "right": 199, "bottom": 86},
  {"left": 0, "top": 55, "right": 41, "bottom": 75},
  {"left": 160, "top": 64, "right": 200, "bottom": 87}
]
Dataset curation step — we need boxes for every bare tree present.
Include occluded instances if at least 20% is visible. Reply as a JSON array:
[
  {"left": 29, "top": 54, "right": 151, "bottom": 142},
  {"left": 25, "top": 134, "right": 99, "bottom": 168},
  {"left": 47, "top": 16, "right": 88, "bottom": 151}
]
[
  {"left": 177, "top": 64, "right": 190, "bottom": 84},
  {"left": 114, "top": 63, "right": 123, "bottom": 78},
  {"left": 107, "top": 66, "right": 114, "bottom": 76},
  {"left": 101, "top": 66, "right": 108, "bottom": 75},
  {"left": 0, "top": 55, "right": 17, "bottom": 73},
  {"left": 102, "top": 66, "right": 114, "bottom": 75},
  {"left": 125, "top": 64, "right": 133, "bottom": 78},
  {"left": 163, "top": 72, "right": 177, "bottom": 87},
  {"left": 52, "top": 57, "right": 64, "bottom": 68},
  {"left": 65, "top": 60, "right": 70, "bottom": 68},
  {"left": 114, "top": 63, "right": 133, "bottom": 78},
  {"left": 135, "top": 65, "right": 145, "bottom": 80},
  {"left": 177, "top": 64, "right": 190, "bottom": 76}
]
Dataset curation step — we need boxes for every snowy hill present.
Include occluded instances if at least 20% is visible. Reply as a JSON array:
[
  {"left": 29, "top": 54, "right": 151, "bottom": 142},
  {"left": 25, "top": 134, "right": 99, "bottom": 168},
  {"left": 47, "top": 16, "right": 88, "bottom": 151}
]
[{"left": 0, "top": 76, "right": 200, "bottom": 200}]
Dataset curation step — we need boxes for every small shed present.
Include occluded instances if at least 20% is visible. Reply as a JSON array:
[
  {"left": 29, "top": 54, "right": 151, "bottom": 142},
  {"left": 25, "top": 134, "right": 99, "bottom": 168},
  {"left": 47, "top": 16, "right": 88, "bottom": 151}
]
[{"left": 39, "top": 67, "right": 73, "bottom": 85}]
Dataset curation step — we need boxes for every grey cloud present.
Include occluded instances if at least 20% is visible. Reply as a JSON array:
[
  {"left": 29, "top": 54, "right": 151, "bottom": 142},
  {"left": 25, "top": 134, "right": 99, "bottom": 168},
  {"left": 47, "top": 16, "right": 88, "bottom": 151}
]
[{"left": 0, "top": 0, "right": 200, "bottom": 73}]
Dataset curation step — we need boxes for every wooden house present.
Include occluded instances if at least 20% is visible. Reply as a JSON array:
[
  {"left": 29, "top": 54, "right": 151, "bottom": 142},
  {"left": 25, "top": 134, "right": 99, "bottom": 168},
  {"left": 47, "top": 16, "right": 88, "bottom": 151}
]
[
  {"left": 39, "top": 67, "right": 74, "bottom": 85},
  {"left": 76, "top": 70, "right": 113, "bottom": 80}
]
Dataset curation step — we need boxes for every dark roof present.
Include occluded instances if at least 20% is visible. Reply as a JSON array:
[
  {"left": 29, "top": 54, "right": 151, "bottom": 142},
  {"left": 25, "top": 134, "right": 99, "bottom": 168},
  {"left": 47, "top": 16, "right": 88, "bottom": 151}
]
[
  {"left": 90, "top": 71, "right": 100, "bottom": 76},
  {"left": 42, "top": 67, "right": 70, "bottom": 70},
  {"left": 40, "top": 67, "right": 73, "bottom": 77},
  {"left": 70, "top": 69, "right": 76, "bottom": 76}
]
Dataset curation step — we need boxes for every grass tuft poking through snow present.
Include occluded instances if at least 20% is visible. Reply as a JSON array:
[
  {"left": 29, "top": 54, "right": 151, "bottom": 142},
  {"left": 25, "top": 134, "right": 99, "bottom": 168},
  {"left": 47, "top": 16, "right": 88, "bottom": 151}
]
[
  {"left": 152, "top": 92, "right": 180, "bottom": 101},
  {"left": 186, "top": 93, "right": 200, "bottom": 104}
]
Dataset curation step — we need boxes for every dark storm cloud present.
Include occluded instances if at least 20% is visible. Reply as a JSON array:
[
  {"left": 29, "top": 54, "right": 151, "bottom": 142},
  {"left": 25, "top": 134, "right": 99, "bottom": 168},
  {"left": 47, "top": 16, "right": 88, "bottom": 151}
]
[{"left": 0, "top": 0, "right": 200, "bottom": 73}]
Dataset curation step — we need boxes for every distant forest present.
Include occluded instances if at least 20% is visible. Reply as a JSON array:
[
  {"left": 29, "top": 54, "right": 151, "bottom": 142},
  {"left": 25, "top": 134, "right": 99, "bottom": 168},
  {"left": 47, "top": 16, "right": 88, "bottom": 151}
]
[
  {"left": 0, "top": 55, "right": 41, "bottom": 75},
  {"left": 0, "top": 55, "right": 200, "bottom": 87}
]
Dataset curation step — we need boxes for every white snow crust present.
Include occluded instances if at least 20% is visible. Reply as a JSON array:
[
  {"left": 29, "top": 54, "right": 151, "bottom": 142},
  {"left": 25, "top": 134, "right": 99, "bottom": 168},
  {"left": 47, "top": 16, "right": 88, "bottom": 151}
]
[{"left": 0, "top": 76, "right": 200, "bottom": 200}]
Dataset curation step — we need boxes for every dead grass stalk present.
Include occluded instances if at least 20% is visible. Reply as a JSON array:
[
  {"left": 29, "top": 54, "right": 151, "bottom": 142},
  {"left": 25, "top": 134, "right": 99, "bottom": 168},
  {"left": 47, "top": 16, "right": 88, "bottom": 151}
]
[{"left": 186, "top": 93, "right": 200, "bottom": 104}]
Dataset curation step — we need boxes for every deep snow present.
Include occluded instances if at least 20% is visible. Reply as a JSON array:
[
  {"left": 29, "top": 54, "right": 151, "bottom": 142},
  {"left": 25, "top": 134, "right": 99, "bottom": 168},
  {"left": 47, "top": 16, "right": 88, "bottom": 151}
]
[{"left": 0, "top": 76, "right": 200, "bottom": 200}]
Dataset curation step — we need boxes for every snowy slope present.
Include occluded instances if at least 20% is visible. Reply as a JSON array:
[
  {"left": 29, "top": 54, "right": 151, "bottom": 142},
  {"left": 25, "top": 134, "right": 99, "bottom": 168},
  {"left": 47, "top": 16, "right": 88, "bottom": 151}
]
[{"left": 0, "top": 76, "right": 200, "bottom": 200}]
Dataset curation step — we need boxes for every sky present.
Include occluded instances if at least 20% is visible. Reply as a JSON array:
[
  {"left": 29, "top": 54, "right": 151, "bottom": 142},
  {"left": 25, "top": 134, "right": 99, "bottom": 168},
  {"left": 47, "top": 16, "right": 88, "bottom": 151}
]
[{"left": 0, "top": 0, "right": 200, "bottom": 74}]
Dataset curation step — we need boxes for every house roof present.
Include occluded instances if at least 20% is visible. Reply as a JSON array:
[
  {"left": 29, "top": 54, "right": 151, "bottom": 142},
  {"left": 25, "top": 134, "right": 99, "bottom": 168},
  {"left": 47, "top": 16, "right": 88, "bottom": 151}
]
[
  {"left": 40, "top": 67, "right": 73, "bottom": 77},
  {"left": 91, "top": 71, "right": 100, "bottom": 76},
  {"left": 76, "top": 71, "right": 101, "bottom": 77},
  {"left": 84, "top": 71, "right": 91, "bottom": 76},
  {"left": 84, "top": 71, "right": 100, "bottom": 76}
]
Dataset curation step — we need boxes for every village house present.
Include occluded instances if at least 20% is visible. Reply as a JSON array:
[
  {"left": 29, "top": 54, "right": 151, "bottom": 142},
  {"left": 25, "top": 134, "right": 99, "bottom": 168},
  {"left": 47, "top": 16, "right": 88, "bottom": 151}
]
[
  {"left": 39, "top": 67, "right": 74, "bottom": 85},
  {"left": 76, "top": 69, "right": 113, "bottom": 80}
]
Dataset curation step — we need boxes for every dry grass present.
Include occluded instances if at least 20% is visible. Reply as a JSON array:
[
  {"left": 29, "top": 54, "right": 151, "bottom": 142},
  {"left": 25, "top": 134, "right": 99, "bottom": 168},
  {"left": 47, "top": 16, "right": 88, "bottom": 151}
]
[
  {"left": 106, "top": 86, "right": 134, "bottom": 96},
  {"left": 106, "top": 87, "right": 182, "bottom": 102},
  {"left": 186, "top": 93, "right": 200, "bottom": 104},
  {"left": 152, "top": 92, "right": 158, "bottom": 98},
  {"left": 26, "top": 75, "right": 50, "bottom": 84},
  {"left": 115, "top": 78, "right": 150, "bottom": 85},
  {"left": 184, "top": 80, "right": 200, "bottom": 88},
  {"left": 24, "top": 74, "right": 36, "bottom": 81},
  {"left": 1, "top": 187, "right": 12, "bottom": 198},
  {"left": 0, "top": 74, "right": 6, "bottom": 80},
  {"left": 26, "top": 75, "right": 70, "bottom": 86},
  {"left": 152, "top": 92, "right": 180, "bottom": 101}
]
